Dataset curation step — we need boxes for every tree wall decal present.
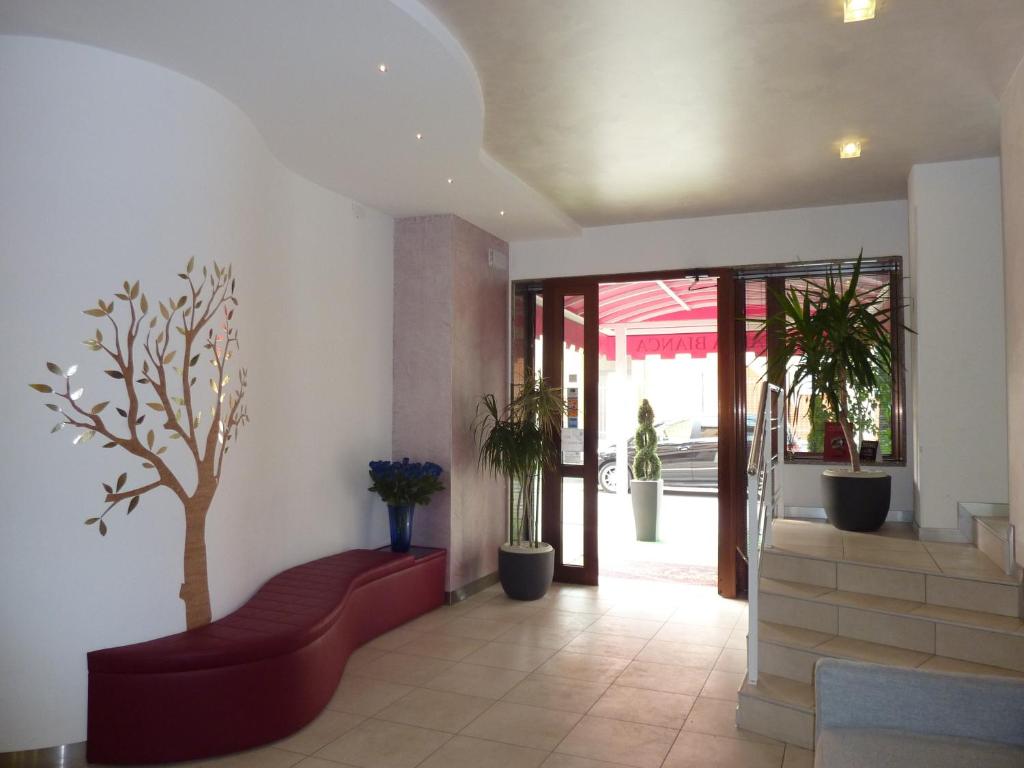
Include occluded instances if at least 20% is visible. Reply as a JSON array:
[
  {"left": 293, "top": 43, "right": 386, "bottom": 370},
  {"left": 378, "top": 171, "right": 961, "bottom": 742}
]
[{"left": 30, "top": 259, "right": 249, "bottom": 629}]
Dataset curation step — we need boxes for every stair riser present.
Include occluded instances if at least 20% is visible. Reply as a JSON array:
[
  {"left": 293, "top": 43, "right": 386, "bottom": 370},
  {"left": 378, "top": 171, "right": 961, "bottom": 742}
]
[
  {"left": 762, "top": 552, "right": 837, "bottom": 589},
  {"left": 736, "top": 693, "right": 815, "bottom": 749},
  {"left": 758, "top": 640, "right": 819, "bottom": 684},
  {"left": 926, "top": 575, "right": 1019, "bottom": 618},
  {"left": 936, "top": 624, "right": 1024, "bottom": 673},
  {"left": 835, "top": 606, "right": 935, "bottom": 653},
  {"left": 975, "top": 522, "right": 1009, "bottom": 574},
  {"left": 760, "top": 593, "right": 837, "bottom": 634}
]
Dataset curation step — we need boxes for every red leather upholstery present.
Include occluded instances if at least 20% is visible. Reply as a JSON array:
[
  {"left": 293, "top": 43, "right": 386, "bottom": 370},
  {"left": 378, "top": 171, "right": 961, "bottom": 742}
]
[{"left": 86, "top": 547, "right": 446, "bottom": 765}]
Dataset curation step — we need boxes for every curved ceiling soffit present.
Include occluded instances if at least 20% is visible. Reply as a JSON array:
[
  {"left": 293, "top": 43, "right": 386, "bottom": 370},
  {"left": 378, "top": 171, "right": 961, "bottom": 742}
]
[{"left": 0, "top": 0, "right": 578, "bottom": 241}]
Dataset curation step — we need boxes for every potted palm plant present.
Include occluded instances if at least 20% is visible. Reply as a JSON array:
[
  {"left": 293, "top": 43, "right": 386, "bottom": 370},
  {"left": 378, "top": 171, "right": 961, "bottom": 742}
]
[
  {"left": 474, "top": 372, "right": 566, "bottom": 600},
  {"left": 765, "top": 252, "right": 908, "bottom": 531},
  {"left": 631, "top": 399, "right": 662, "bottom": 541}
]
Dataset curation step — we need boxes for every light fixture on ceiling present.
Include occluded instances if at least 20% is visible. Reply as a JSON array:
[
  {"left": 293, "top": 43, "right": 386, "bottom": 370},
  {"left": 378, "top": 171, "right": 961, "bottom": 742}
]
[
  {"left": 415, "top": 132, "right": 423, "bottom": 140},
  {"left": 446, "top": 177, "right": 454, "bottom": 184},
  {"left": 499, "top": 210, "right": 505, "bottom": 216},
  {"left": 843, "top": 0, "right": 876, "bottom": 23},
  {"left": 378, "top": 63, "right": 388, "bottom": 73},
  {"left": 839, "top": 140, "right": 862, "bottom": 159}
]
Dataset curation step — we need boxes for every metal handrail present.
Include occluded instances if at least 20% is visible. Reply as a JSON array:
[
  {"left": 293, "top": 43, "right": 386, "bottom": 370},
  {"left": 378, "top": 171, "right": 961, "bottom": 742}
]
[{"left": 746, "top": 381, "right": 784, "bottom": 686}]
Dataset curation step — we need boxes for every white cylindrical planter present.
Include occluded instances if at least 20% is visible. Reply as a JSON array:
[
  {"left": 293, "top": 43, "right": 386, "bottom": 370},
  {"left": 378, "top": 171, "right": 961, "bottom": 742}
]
[{"left": 630, "top": 479, "right": 663, "bottom": 541}]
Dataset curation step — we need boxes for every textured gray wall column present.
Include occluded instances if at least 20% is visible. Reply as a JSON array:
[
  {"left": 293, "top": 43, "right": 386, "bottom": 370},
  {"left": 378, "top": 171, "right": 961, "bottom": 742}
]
[{"left": 393, "top": 215, "right": 508, "bottom": 590}]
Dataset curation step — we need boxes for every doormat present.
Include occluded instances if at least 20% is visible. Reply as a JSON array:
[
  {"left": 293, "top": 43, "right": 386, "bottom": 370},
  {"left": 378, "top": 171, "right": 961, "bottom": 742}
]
[{"left": 600, "top": 560, "right": 717, "bottom": 585}]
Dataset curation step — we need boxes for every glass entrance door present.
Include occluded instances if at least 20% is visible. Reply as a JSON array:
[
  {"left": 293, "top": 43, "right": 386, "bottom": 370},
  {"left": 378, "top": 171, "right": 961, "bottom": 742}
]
[{"left": 541, "top": 280, "right": 599, "bottom": 585}]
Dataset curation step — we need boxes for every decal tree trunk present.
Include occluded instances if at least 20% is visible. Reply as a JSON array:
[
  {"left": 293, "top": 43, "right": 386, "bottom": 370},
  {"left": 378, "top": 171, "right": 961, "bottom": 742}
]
[{"left": 30, "top": 259, "right": 249, "bottom": 630}]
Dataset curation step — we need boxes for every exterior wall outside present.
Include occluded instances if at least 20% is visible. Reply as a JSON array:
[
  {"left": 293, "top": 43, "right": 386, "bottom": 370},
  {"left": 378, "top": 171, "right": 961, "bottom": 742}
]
[
  {"left": 0, "top": 37, "right": 395, "bottom": 750},
  {"left": 393, "top": 215, "right": 508, "bottom": 591},
  {"left": 510, "top": 201, "right": 915, "bottom": 513},
  {"left": 908, "top": 158, "right": 1009, "bottom": 532},
  {"left": 1002, "top": 59, "right": 1024, "bottom": 566}
]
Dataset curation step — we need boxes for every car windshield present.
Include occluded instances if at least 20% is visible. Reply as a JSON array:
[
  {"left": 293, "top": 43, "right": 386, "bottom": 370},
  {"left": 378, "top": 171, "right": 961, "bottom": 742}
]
[{"left": 661, "top": 420, "right": 693, "bottom": 442}]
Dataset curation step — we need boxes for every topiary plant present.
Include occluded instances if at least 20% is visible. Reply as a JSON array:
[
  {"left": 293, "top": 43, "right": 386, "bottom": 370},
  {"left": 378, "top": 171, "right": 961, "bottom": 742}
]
[{"left": 632, "top": 399, "right": 662, "bottom": 481}]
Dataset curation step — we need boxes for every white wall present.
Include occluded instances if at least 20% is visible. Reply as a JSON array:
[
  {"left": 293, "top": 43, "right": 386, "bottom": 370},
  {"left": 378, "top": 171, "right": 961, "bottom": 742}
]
[
  {"left": 511, "top": 201, "right": 914, "bottom": 512},
  {"left": 0, "top": 36, "right": 394, "bottom": 750},
  {"left": 1001, "top": 59, "right": 1024, "bottom": 565},
  {"left": 908, "top": 158, "right": 1008, "bottom": 533}
]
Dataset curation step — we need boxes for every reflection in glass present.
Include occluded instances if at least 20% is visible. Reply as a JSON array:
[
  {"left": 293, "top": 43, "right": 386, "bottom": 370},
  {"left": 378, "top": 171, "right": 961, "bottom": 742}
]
[{"left": 561, "top": 477, "right": 584, "bottom": 566}]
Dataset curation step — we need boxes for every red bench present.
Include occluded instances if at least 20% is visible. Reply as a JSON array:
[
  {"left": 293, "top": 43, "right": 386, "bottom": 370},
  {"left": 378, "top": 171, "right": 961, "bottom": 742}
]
[{"left": 86, "top": 547, "right": 445, "bottom": 764}]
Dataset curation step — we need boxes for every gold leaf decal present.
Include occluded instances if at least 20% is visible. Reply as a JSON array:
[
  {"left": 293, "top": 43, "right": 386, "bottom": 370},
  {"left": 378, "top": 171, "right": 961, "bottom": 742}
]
[
  {"left": 46, "top": 362, "right": 63, "bottom": 376},
  {"left": 29, "top": 384, "right": 53, "bottom": 393},
  {"left": 140, "top": 294, "right": 149, "bottom": 314},
  {"left": 91, "top": 401, "right": 109, "bottom": 414}
]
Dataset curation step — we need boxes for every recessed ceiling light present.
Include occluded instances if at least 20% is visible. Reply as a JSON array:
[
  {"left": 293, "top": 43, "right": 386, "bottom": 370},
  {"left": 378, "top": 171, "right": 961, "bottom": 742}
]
[
  {"left": 446, "top": 177, "right": 453, "bottom": 184},
  {"left": 843, "top": 0, "right": 876, "bottom": 23},
  {"left": 840, "top": 140, "right": 862, "bottom": 159},
  {"left": 499, "top": 210, "right": 505, "bottom": 216},
  {"left": 415, "top": 132, "right": 423, "bottom": 140},
  {"left": 378, "top": 63, "right": 388, "bottom": 73}
]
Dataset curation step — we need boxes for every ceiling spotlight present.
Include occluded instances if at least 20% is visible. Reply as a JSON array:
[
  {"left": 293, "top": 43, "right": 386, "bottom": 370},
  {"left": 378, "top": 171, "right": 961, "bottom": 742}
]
[
  {"left": 499, "top": 210, "right": 506, "bottom": 216},
  {"left": 446, "top": 177, "right": 454, "bottom": 184},
  {"left": 839, "top": 140, "right": 862, "bottom": 159},
  {"left": 415, "top": 132, "right": 423, "bottom": 140},
  {"left": 843, "top": 0, "right": 876, "bottom": 23},
  {"left": 378, "top": 63, "right": 388, "bottom": 73}
]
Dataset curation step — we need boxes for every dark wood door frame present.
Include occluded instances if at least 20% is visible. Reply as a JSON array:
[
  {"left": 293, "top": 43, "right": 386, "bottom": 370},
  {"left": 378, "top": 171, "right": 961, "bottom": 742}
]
[{"left": 541, "top": 279, "right": 599, "bottom": 585}]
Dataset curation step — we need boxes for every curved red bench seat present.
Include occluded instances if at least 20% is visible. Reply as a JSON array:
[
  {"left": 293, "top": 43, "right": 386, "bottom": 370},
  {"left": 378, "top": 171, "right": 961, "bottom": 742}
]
[{"left": 86, "top": 547, "right": 445, "bottom": 765}]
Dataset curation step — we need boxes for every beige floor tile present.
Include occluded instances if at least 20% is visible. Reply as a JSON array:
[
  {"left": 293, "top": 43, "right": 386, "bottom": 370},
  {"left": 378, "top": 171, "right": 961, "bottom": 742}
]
[
  {"left": 365, "top": 626, "right": 424, "bottom": 651},
  {"left": 315, "top": 718, "right": 449, "bottom": 768},
  {"left": 437, "top": 617, "right": 518, "bottom": 641},
  {"left": 842, "top": 529, "right": 925, "bottom": 551},
  {"left": 635, "top": 639, "right": 722, "bottom": 668},
  {"left": 327, "top": 676, "right": 416, "bottom": 716},
  {"left": 423, "top": 661, "right": 529, "bottom": 698},
  {"left": 712, "top": 649, "right": 747, "bottom": 673},
  {"left": 395, "top": 632, "right": 487, "bottom": 661},
  {"left": 669, "top": 601, "right": 744, "bottom": 628},
  {"left": 917, "top": 655, "right": 1024, "bottom": 678},
  {"left": 607, "top": 601, "right": 680, "bottom": 622},
  {"left": 344, "top": 652, "right": 455, "bottom": 686},
  {"left": 403, "top": 609, "right": 457, "bottom": 632},
  {"left": 348, "top": 645, "right": 388, "bottom": 665},
  {"left": 589, "top": 684, "right": 695, "bottom": 728},
  {"left": 502, "top": 673, "right": 610, "bottom": 713},
  {"left": 564, "top": 631, "right": 648, "bottom": 659},
  {"left": 374, "top": 687, "right": 492, "bottom": 733},
  {"left": 556, "top": 715, "right": 678, "bottom": 768},
  {"left": 770, "top": 544, "right": 845, "bottom": 560},
  {"left": 758, "top": 578, "right": 833, "bottom": 600},
  {"left": 655, "top": 622, "right": 731, "bottom": 647},
  {"left": 548, "top": 595, "right": 617, "bottom": 614},
  {"left": 463, "top": 599, "right": 547, "bottom": 623},
  {"left": 461, "top": 640, "right": 557, "bottom": 671},
  {"left": 535, "top": 650, "right": 631, "bottom": 683},
  {"left": 463, "top": 701, "right": 583, "bottom": 750},
  {"left": 417, "top": 735, "right": 548, "bottom": 768},
  {"left": 663, "top": 731, "right": 785, "bottom": 768},
  {"left": 616, "top": 660, "right": 710, "bottom": 695},
  {"left": 725, "top": 628, "right": 747, "bottom": 650},
  {"left": 196, "top": 746, "right": 307, "bottom": 768},
  {"left": 758, "top": 620, "right": 833, "bottom": 649},
  {"left": 699, "top": 670, "right": 747, "bottom": 701},
  {"left": 497, "top": 623, "right": 582, "bottom": 649},
  {"left": 909, "top": 603, "right": 1024, "bottom": 633},
  {"left": 274, "top": 709, "right": 365, "bottom": 755},
  {"left": 818, "top": 589, "right": 922, "bottom": 614},
  {"left": 588, "top": 615, "right": 664, "bottom": 639},
  {"left": 836, "top": 563, "right": 925, "bottom": 601},
  {"left": 541, "top": 755, "right": 633, "bottom": 768},
  {"left": 293, "top": 758, "right": 351, "bottom": 768},
  {"left": 527, "top": 609, "right": 603, "bottom": 632},
  {"left": 681, "top": 698, "right": 782, "bottom": 744},
  {"left": 782, "top": 745, "right": 814, "bottom": 768}
]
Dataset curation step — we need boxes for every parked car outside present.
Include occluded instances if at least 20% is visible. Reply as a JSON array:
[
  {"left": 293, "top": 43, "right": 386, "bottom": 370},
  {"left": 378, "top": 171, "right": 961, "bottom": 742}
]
[{"left": 597, "top": 415, "right": 755, "bottom": 493}]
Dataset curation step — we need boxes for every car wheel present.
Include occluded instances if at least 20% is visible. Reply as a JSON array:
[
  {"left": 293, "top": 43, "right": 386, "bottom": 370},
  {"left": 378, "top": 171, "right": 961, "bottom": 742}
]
[{"left": 598, "top": 462, "right": 619, "bottom": 494}]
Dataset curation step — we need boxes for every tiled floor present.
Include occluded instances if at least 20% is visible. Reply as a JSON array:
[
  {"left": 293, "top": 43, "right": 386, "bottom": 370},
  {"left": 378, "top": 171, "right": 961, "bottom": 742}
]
[
  {"left": 770, "top": 519, "right": 1017, "bottom": 583},
  {"left": 66, "top": 578, "right": 816, "bottom": 768}
]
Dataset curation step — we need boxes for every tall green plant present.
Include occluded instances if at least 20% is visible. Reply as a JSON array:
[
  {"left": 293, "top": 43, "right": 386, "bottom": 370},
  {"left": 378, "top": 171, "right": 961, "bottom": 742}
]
[
  {"left": 632, "top": 399, "right": 662, "bottom": 481},
  {"left": 765, "top": 252, "right": 908, "bottom": 472},
  {"left": 473, "top": 372, "right": 566, "bottom": 547}
]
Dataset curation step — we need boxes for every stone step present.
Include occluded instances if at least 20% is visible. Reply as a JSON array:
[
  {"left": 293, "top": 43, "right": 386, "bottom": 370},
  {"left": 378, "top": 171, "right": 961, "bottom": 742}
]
[
  {"left": 974, "top": 515, "right": 1015, "bottom": 575},
  {"left": 760, "top": 578, "right": 1024, "bottom": 646},
  {"left": 755, "top": 619, "right": 1024, "bottom": 684},
  {"left": 736, "top": 672, "right": 815, "bottom": 749},
  {"left": 761, "top": 548, "right": 1022, "bottom": 617}
]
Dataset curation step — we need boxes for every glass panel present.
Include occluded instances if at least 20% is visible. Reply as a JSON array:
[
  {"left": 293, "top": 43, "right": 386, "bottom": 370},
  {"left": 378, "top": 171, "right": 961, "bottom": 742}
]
[
  {"left": 562, "top": 294, "right": 584, "bottom": 466},
  {"left": 561, "top": 477, "right": 584, "bottom": 566},
  {"left": 745, "top": 279, "right": 767, "bottom": 458},
  {"left": 783, "top": 272, "right": 892, "bottom": 458}
]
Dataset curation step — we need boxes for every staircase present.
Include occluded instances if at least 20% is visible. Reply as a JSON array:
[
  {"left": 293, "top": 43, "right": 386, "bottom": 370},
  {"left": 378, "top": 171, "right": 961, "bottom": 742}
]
[{"left": 736, "top": 521, "right": 1024, "bottom": 748}]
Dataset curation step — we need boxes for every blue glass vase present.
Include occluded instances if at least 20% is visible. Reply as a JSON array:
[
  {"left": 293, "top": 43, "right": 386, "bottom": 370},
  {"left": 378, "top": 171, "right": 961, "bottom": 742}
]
[{"left": 388, "top": 504, "right": 415, "bottom": 553}]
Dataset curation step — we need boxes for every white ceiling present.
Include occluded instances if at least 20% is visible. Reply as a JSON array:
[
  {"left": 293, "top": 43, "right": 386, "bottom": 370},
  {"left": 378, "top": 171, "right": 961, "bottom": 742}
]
[
  {"left": 0, "top": 0, "right": 578, "bottom": 241},
  {"left": 425, "top": 0, "right": 1024, "bottom": 227},
  {"left": 2, "top": 1, "right": 1024, "bottom": 238}
]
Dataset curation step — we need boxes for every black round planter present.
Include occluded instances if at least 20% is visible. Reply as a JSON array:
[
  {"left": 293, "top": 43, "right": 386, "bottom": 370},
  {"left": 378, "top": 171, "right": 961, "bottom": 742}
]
[
  {"left": 821, "top": 470, "right": 891, "bottom": 532},
  {"left": 499, "top": 543, "right": 554, "bottom": 601}
]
